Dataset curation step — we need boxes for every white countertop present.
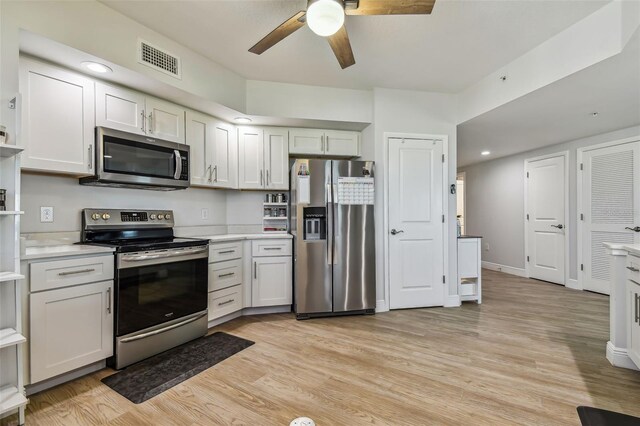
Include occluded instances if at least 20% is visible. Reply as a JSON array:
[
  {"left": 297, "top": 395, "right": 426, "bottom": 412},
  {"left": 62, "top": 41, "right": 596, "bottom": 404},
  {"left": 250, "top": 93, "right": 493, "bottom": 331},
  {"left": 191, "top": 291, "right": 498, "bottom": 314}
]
[
  {"left": 23, "top": 244, "right": 115, "bottom": 261},
  {"left": 604, "top": 242, "right": 640, "bottom": 257},
  {"left": 199, "top": 233, "right": 293, "bottom": 242}
]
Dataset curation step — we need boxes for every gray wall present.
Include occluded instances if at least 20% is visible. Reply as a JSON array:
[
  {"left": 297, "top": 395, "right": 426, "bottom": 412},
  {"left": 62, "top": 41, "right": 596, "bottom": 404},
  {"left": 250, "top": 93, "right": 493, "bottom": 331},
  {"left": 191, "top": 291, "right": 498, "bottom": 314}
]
[{"left": 459, "top": 125, "right": 640, "bottom": 280}]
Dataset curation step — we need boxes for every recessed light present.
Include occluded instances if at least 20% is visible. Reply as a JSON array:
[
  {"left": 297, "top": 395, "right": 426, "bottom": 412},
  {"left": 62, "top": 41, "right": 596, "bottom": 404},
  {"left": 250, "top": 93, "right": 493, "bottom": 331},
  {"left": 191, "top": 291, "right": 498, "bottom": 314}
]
[
  {"left": 591, "top": 112, "right": 599, "bottom": 117},
  {"left": 81, "top": 61, "right": 112, "bottom": 73},
  {"left": 234, "top": 117, "right": 252, "bottom": 124},
  {"left": 481, "top": 151, "right": 491, "bottom": 156}
]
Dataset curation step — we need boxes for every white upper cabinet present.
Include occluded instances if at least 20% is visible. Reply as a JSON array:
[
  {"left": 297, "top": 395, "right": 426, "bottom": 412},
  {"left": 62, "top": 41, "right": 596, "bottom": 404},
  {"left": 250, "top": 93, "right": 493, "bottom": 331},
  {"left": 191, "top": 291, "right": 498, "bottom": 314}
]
[
  {"left": 145, "top": 97, "right": 186, "bottom": 143},
  {"left": 95, "top": 82, "right": 146, "bottom": 135},
  {"left": 324, "top": 130, "right": 360, "bottom": 157},
  {"left": 20, "top": 58, "right": 95, "bottom": 175},
  {"left": 289, "top": 129, "right": 325, "bottom": 155},
  {"left": 211, "top": 120, "right": 238, "bottom": 189},
  {"left": 95, "top": 84, "right": 185, "bottom": 143},
  {"left": 264, "top": 128, "right": 289, "bottom": 190},
  {"left": 289, "top": 128, "right": 360, "bottom": 157},
  {"left": 185, "top": 110, "right": 211, "bottom": 186},
  {"left": 238, "top": 127, "right": 265, "bottom": 190},
  {"left": 238, "top": 127, "right": 289, "bottom": 190}
]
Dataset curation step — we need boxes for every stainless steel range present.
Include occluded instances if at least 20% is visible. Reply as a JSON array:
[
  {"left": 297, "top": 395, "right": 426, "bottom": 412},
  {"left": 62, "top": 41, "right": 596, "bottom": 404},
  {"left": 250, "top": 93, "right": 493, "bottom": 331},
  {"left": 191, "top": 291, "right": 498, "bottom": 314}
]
[{"left": 82, "top": 209, "right": 209, "bottom": 369}]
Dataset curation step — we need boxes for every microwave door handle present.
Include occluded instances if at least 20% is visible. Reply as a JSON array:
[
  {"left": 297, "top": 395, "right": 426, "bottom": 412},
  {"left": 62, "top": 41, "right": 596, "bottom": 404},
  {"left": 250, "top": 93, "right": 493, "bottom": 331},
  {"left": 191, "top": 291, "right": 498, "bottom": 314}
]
[{"left": 174, "top": 150, "right": 182, "bottom": 180}]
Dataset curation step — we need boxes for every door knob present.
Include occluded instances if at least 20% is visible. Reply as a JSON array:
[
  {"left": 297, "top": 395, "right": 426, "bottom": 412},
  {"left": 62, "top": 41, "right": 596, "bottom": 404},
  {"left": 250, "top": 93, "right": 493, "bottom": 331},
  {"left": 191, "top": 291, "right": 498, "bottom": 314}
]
[
  {"left": 390, "top": 229, "right": 404, "bottom": 235},
  {"left": 625, "top": 226, "right": 640, "bottom": 232},
  {"left": 551, "top": 224, "right": 564, "bottom": 230}
]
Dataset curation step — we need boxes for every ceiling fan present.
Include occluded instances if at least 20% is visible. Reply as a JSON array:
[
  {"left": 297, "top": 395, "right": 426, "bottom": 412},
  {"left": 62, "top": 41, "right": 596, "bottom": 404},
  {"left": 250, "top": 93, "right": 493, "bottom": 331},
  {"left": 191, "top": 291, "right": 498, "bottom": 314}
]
[{"left": 249, "top": 0, "right": 436, "bottom": 69}]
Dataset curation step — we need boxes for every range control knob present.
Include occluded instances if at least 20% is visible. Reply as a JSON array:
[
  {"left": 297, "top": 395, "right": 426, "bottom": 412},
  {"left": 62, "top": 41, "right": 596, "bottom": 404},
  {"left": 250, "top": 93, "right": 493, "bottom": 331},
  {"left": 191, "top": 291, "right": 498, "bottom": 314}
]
[
  {"left": 158, "top": 214, "right": 165, "bottom": 220},
  {"left": 102, "top": 213, "right": 110, "bottom": 220},
  {"left": 150, "top": 214, "right": 157, "bottom": 220},
  {"left": 91, "top": 213, "right": 101, "bottom": 221},
  {"left": 165, "top": 213, "right": 172, "bottom": 220}
]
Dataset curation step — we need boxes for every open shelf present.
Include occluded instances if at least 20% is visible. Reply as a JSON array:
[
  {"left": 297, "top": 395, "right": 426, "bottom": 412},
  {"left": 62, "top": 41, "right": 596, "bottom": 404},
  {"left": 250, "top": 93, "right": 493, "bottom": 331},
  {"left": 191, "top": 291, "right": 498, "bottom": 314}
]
[
  {"left": 263, "top": 216, "right": 288, "bottom": 220},
  {"left": 0, "top": 145, "right": 23, "bottom": 158},
  {"left": 0, "top": 272, "right": 24, "bottom": 283},
  {"left": 263, "top": 202, "right": 287, "bottom": 206},
  {"left": 0, "top": 211, "right": 24, "bottom": 216},
  {"left": 0, "top": 386, "right": 28, "bottom": 415},
  {"left": 0, "top": 329, "right": 26, "bottom": 349}
]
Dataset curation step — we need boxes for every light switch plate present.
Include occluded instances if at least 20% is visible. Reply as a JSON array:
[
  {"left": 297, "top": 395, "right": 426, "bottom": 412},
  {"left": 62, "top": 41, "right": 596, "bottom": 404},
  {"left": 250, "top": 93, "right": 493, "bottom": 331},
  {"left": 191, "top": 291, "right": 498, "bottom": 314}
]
[
  {"left": 201, "top": 208, "right": 209, "bottom": 220},
  {"left": 40, "top": 206, "right": 54, "bottom": 223}
]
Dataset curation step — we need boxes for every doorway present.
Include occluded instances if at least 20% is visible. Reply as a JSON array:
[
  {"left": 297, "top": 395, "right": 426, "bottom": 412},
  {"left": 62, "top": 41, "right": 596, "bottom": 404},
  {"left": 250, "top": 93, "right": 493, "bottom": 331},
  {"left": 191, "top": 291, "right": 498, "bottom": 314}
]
[
  {"left": 456, "top": 172, "right": 466, "bottom": 236},
  {"left": 525, "top": 152, "right": 569, "bottom": 285}
]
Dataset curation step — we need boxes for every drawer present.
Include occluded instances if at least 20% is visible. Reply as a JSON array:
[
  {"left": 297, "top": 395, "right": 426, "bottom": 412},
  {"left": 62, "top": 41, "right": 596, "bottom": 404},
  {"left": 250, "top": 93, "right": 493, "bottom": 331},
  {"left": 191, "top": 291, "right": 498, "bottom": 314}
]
[
  {"left": 208, "top": 259, "right": 243, "bottom": 292},
  {"left": 208, "top": 285, "right": 242, "bottom": 321},
  {"left": 209, "top": 241, "right": 243, "bottom": 263},
  {"left": 251, "top": 239, "right": 292, "bottom": 257},
  {"left": 30, "top": 255, "right": 114, "bottom": 292},
  {"left": 628, "top": 255, "right": 640, "bottom": 284}
]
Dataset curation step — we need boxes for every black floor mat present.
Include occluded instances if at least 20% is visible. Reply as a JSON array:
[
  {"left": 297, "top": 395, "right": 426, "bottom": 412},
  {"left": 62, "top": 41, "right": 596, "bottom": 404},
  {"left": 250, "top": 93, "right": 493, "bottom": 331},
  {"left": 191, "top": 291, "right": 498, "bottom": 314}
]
[
  {"left": 577, "top": 406, "right": 640, "bottom": 426},
  {"left": 102, "top": 332, "right": 254, "bottom": 404}
]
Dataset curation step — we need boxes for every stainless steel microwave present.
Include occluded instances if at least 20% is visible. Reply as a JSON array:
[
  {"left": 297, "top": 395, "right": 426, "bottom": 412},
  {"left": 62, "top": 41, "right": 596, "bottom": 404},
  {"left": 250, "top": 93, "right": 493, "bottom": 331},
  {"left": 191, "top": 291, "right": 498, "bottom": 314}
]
[{"left": 80, "top": 127, "right": 190, "bottom": 190}]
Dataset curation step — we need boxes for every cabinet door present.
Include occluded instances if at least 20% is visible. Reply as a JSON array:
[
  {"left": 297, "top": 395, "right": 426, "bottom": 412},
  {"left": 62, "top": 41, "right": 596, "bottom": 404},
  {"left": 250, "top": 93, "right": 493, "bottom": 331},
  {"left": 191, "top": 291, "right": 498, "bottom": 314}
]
[
  {"left": 252, "top": 257, "right": 292, "bottom": 307},
  {"left": 19, "top": 58, "right": 95, "bottom": 175},
  {"left": 325, "top": 130, "right": 360, "bottom": 157},
  {"left": 629, "top": 281, "right": 640, "bottom": 367},
  {"left": 212, "top": 121, "right": 238, "bottom": 189},
  {"left": 289, "top": 129, "right": 325, "bottom": 155},
  {"left": 185, "top": 110, "right": 213, "bottom": 186},
  {"left": 145, "top": 97, "right": 186, "bottom": 143},
  {"left": 95, "top": 82, "right": 146, "bottom": 135},
  {"left": 238, "top": 127, "right": 264, "bottom": 189},
  {"left": 30, "top": 280, "right": 113, "bottom": 383},
  {"left": 264, "top": 128, "right": 289, "bottom": 190}
]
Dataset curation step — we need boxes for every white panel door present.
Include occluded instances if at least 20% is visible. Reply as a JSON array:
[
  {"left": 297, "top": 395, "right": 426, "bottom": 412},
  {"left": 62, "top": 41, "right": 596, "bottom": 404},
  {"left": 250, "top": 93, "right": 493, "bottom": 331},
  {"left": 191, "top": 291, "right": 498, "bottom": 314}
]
[
  {"left": 30, "top": 281, "right": 113, "bottom": 383},
  {"left": 324, "top": 130, "right": 360, "bottom": 157},
  {"left": 264, "top": 128, "right": 289, "bottom": 190},
  {"left": 238, "top": 127, "right": 264, "bottom": 189},
  {"left": 252, "top": 257, "right": 292, "bottom": 307},
  {"left": 95, "top": 82, "right": 146, "bottom": 135},
  {"left": 389, "top": 138, "right": 444, "bottom": 309},
  {"left": 19, "top": 58, "right": 95, "bottom": 175},
  {"left": 289, "top": 129, "right": 325, "bottom": 155},
  {"left": 526, "top": 155, "right": 566, "bottom": 285},
  {"left": 212, "top": 121, "right": 238, "bottom": 189},
  {"left": 185, "top": 110, "right": 212, "bottom": 187},
  {"left": 583, "top": 142, "right": 640, "bottom": 294},
  {"left": 145, "top": 97, "right": 185, "bottom": 143}
]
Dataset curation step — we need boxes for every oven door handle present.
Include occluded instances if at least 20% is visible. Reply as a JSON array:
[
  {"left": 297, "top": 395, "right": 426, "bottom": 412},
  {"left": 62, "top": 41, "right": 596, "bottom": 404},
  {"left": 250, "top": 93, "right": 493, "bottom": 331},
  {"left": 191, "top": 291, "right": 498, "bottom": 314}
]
[
  {"left": 120, "top": 312, "right": 207, "bottom": 343},
  {"left": 174, "top": 150, "right": 182, "bottom": 180},
  {"left": 121, "top": 246, "right": 208, "bottom": 262}
]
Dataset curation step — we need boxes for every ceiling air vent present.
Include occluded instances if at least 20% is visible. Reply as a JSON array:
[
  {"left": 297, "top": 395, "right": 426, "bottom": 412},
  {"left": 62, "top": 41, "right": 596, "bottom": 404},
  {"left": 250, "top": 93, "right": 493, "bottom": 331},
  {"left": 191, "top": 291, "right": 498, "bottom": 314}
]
[{"left": 137, "top": 39, "right": 182, "bottom": 79}]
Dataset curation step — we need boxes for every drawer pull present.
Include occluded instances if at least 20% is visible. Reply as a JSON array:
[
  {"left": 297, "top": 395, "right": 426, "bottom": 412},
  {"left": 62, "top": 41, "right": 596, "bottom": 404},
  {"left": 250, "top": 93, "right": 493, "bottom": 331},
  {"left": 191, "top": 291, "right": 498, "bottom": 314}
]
[
  {"left": 218, "top": 272, "right": 235, "bottom": 278},
  {"left": 107, "top": 287, "right": 112, "bottom": 314},
  {"left": 217, "top": 299, "right": 235, "bottom": 307},
  {"left": 58, "top": 268, "right": 96, "bottom": 276},
  {"left": 218, "top": 250, "right": 236, "bottom": 254},
  {"left": 263, "top": 247, "right": 282, "bottom": 251},
  {"left": 627, "top": 266, "right": 640, "bottom": 273},
  {"left": 636, "top": 293, "right": 639, "bottom": 324}
]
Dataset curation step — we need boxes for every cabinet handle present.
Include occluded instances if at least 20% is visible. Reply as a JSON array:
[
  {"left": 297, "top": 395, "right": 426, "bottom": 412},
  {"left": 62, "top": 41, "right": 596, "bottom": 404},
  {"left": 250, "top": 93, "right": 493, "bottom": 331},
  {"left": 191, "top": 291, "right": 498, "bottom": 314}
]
[
  {"left": 326, "top": 136, "right": 329, "bottom": 153},
  {"left": 321, "top": 135, "right": 325, "bottom": 152},
  {"left": 141, "top": 110, "right": 146, "bottom": 132},
  {"left": 254, "top": 261, "right": 257, "bottom": 279},
  {"left": 148, "top": 112, "right": 153, "bottom": 133},
  {"left": 627, "top": 266, "right": 640, "bottom": 273},
  {"left": 260, "top": 170, "right": 264, "bottom": 186},
  {"left": 213, "top": 166, "right": 218, "bottom": 182},
  {"left": 266, "top": 169, "right": 270, "bottom": 186},
  {"left": 218, "top": 250, "right": 235, "bottom": 254},
  {"left": 636, "top": 293, "right": 640, "bottom": 324},
  {"left": 263, "top": 247, "right": 282, "bottom": 251},
  {"left": 88, "top": 145, "right": 93, "bottom": 170},
  {"left": 107, "top": 287, "right": 112, "bottom": 314},
  {"left": 217, "top": 299, "right": 235, "bottom": 307},
  {"left": 218, "top": 272, "right": 235, "bottom": 278},
  {"left": 58, "top": 268, "right": 95, "bottom": 276}
]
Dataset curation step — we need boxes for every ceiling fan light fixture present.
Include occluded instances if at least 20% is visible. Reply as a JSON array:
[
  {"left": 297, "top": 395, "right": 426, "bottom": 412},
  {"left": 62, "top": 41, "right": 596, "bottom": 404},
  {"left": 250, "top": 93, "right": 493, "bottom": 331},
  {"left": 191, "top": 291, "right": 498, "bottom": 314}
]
[{"left": 307, "top": 0, "right": 345, "bottom": 37}]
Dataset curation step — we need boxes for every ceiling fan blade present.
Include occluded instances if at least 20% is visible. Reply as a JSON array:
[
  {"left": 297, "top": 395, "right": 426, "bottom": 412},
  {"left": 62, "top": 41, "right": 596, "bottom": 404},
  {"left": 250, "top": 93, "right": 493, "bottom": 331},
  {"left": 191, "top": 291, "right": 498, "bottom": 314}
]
[
  {"left": 345, "top": 0, "right": 436, "bottom": 15},
  {"left": 249, "top": 11, "right": 307, "bottom": 55},
  {"left": 327, "top": 25, "right": 356, "bottom": 69}
]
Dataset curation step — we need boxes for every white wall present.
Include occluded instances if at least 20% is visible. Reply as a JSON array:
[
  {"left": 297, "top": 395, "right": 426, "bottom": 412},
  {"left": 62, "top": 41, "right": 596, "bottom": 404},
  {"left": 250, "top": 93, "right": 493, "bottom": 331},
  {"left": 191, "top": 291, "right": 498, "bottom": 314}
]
[
  {"left": 459, "top": 125, "right": 640, "bottom": 279},
  {"left": 20, "top": 173, "right": 227, "bottom": 234}
]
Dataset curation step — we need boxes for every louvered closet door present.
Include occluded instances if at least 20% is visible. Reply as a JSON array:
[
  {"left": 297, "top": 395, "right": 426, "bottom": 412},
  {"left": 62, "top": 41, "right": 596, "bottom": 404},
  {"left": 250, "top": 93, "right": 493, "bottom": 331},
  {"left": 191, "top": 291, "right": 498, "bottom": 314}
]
[{"left": 583, "top": 141, "right": 640, "bottom": 295}]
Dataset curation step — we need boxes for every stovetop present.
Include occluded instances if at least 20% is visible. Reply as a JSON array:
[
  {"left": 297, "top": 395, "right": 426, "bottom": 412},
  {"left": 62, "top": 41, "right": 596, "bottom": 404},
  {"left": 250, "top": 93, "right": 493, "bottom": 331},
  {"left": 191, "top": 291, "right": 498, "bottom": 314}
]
[{"left": 85, "top": 237, "right": 209, "bottom": 253}]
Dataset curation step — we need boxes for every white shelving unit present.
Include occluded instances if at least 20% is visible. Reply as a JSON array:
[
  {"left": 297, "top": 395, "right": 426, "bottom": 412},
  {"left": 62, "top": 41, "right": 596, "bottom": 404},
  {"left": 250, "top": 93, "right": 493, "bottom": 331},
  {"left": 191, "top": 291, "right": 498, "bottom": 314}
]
[
  {"left": 0, "top": 143, "right": 27, "bottom": 425},
  {"left": 457, "top": 237, "right": 482, "bottom": 304},
  {"left": 263, "top": 199, "right": 288, "bottom": 233}
]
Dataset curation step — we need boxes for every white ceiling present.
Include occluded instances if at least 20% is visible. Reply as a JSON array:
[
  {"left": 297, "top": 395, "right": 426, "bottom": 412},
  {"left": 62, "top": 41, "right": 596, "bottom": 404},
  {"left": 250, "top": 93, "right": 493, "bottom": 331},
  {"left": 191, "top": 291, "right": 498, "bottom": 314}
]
[
  {"left": 457, "top": 30, "right": 640, "bottom": 167},
  {"left": 100, "top": 0, "right": 609, "bottom": 92}
]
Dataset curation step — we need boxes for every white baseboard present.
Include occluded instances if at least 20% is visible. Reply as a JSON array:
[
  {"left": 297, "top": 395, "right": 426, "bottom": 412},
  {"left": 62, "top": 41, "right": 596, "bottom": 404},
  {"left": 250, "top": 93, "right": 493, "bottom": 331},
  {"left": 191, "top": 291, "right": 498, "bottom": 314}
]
[
  {"left": 242, "top": 305, "right": 291, "bottom": 316},
  {"left": 445, "top": 295, "right": 461, "bottom": 307},
  {"left": 26, "top": 360, "right": 106, "bottom": 395},
  {"left": 376, "top": 299, "right": 389, "bottom": 313},
  {"left": 566, "top": 278, "right": 582, "bottom": 290},
  {"left": 606, "top": 341, "right": 639, "bottom": 370},
  {"left": 482, "top": 261, "right": 527, "bottom": 278}
]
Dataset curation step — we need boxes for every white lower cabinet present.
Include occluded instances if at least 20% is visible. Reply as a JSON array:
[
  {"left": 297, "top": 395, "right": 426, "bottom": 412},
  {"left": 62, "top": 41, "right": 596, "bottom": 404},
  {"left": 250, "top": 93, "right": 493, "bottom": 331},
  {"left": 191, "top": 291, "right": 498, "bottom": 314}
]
[
  {"left": 208, "top": 285, "right": 243, "bottom": 321},
  {"left": 627, "top": 262, "right": 640, "bottom": 367},
  {"left": 30, "top": 280, "right": 113, "bottom": 383},
  {"left": 208, "top": 242, "right": 244, "bottom": 321},
  {"left": 251, "top": 239, "right": 292, "bottom": 307}
]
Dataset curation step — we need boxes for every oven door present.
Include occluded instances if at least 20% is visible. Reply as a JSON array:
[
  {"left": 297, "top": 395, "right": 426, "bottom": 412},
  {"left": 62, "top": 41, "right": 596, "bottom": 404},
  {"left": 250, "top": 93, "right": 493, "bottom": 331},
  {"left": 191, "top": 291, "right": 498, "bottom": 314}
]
[{"left": 115, "top": 245, "right": 208, "bottom": 337}]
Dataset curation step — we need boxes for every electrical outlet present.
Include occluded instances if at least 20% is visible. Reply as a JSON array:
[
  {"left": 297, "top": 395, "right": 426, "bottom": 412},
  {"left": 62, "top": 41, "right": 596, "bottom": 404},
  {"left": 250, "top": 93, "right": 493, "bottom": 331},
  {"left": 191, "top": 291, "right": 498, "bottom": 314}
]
[
  {"left": 485, "top": 243, "right": 490, "bottom": 251},
  {"left": 40, "top": 206, "right": 54, "bottom": 223},
  {"left": 201, "top": 208, "right": 209, "bottom": 220}
]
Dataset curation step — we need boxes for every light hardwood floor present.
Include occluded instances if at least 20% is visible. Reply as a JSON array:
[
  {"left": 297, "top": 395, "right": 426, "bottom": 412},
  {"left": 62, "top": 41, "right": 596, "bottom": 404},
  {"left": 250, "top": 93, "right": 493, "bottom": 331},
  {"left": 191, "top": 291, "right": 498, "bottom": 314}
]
[{"left": 3, "top": 270, "right": 640, "bottom": 425}]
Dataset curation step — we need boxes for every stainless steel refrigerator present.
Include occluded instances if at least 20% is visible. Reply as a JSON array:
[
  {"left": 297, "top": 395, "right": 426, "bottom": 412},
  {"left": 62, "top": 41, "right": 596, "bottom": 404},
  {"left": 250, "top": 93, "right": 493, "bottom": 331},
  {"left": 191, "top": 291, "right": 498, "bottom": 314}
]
[{"left": 290, "top": 159, "right": 376, "bottom": 319}]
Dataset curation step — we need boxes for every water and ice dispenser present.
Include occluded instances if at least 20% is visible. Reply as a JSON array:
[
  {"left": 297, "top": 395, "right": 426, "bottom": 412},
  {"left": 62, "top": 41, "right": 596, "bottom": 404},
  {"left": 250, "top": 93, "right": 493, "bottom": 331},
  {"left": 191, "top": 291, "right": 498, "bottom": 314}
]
[{"left": 303, "top": 207, "right": 326, "bottom": 241}]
